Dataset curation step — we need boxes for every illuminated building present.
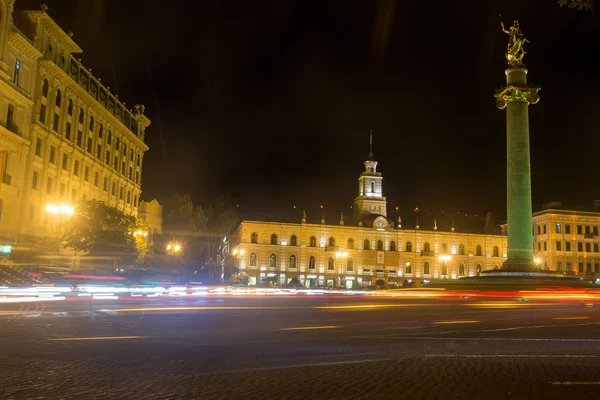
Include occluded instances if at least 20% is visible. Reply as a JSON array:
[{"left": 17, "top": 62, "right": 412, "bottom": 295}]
[
  {"left": 0, "top": 2, "right": 150, "bottom": 243},
  {"left": 234, "top": 143, "right": 508, "bottom": 288},
  {"left": 138, "top": 199, "right": 163, "bottom": 235}
]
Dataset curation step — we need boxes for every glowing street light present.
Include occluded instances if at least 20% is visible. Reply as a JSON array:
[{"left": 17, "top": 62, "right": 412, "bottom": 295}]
[
  {"left": 534, "top": 257, "right": 541, "bottom": 264},
  {"left": 167, "top": 242, "right": 182, "bottom": 253},
  {"left": 46, "top": 203, "right": 74, "bottom": 216},
  {"left": 438, "top": 255, "right": 452, "bottom": 262}
]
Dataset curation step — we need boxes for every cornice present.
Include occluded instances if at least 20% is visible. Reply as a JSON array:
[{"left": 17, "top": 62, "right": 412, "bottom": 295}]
[
  {"left": 23, "top": 11, "right": 83, "bottom": 54},
  {"left": 8, "top": 31, "right": 42, "bottom": 61},
  {"left": 39, "top": 61, "right": 149, "bottom": 152},
  {"left": 0, "top": 126, "right": 29, "bottom": 148}
]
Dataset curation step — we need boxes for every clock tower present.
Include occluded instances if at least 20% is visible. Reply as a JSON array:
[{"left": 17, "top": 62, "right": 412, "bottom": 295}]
[{"left": 353, "top": 131, "right": 387, "bottom": 223}]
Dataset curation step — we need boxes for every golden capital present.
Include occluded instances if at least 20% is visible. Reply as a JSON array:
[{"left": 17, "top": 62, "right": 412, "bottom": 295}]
[{"left": 494, "top": 85, "right": 541, "bottom": 109}]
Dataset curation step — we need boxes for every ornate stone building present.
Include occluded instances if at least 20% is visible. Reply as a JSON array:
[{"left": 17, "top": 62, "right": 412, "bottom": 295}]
[
  {"left": 0, "top": 2, "right": 150, "bottom": 247},
  {"left": 234, "top": 145, "right": 508, "bottom": 288}
]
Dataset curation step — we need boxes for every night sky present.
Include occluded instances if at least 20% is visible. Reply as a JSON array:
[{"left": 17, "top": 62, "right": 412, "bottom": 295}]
[{"left": 21, "top": 0, "right": 600, "bottom": 223}]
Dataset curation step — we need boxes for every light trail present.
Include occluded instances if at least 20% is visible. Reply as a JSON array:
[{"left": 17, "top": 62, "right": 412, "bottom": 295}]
[
  {"left": 433, "top": 320, "right": 481, "bottom": 325},
  {"left": 279, "top": 325, "right": 341, "bottom": 331},
  {"left": 49, "top": 336, "right": 146, "bottom": 341}
]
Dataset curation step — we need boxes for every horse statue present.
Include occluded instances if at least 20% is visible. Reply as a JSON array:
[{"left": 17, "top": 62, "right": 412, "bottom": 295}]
[{"left": 501, "top": 20, "right": 529, "bottom": 67}]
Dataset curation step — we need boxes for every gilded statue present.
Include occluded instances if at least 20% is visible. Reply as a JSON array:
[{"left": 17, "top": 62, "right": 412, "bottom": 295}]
[{"left": 501, "top": 20, "right": 529, "bottom": 67}]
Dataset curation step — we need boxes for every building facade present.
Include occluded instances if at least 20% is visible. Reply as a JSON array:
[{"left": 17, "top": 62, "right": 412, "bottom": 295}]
[
  {"left": 0, "top": 2, "right": 150, "bottom": 247},
  {"left": 235, "top": 146, "right": 508, "bottom": 288},
  {"left": 138, "top": 199, "right": 163, "bottom": 235},
  {"left": 530, "top": 205, "right": 600, "bottom": 279}
]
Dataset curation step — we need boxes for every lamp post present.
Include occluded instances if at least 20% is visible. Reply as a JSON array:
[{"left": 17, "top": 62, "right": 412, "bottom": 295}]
[
  {"left": 438, "top": 255, "right": 452, "bottom": 280},
  {"left": 232, "top": 248, "right": 245, "bottom": 271},
  {"left": 336, "top": 250, "right": 348, "bottom": 288},
  {"left": 45, "top": 203, "right": 74, "bottom": 267}
]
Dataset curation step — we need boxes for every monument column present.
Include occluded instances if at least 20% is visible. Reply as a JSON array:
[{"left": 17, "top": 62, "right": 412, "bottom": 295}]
[{"left": 495, "top": 21, "right": 540, "bottom": 269}]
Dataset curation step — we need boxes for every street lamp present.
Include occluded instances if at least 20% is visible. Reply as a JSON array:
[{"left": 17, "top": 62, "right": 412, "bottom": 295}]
[
  {"left": 167, "top": 242, "right": 182, "bottom": 253},
  {"left": 336, "top": 250, "right": 349, "bottom": 288},
  {"left": 438, "top": 255, "right": 452, "bottom": 279},
  {"left": 46, "top": 203, "right": 75, "bottom": 267}
]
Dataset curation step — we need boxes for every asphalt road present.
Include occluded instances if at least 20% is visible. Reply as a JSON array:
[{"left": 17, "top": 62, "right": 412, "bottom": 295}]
[{"left": 1, "top": 295, "right": 600, "bottom": 399}]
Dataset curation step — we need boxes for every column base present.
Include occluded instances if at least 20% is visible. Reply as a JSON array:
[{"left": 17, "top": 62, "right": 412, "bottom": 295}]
[{"left": 502, "top": 258, "right": 536, "bottom": 270}]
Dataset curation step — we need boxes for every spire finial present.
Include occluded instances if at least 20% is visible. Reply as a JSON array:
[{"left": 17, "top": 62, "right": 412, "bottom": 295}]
[
  {"left": 340, "top": 212, "right": 344, "bottom": 226},
  {"left": 433, "top": 218, "right": 438, "bottom": 231},
  {"left": 451, "top": 218, "right": 455, "bottom": 232},
  {"left": 301, "top": 210, "right": 307, "bottom": 224},
  {"left": 368, "top": 128, "right": 374, "bottom": 160}
]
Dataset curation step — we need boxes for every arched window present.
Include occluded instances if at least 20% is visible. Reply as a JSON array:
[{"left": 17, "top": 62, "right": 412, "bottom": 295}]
[
  {"left": 328, "top": 257, "right": 334, "bottom": 270},
  {"left": 290, "top": 235, "right": 297, "bottom": 246},
  {"left": 269, "top": 253, "right": 276, "bottom": 268},
  {"left": 348, "top": 238, "right": 354, "bottom": 249},
  {"left": 289, "top": 255, "right": 296, "bottom": 269},
  {"left": 370, "top": 181, "right": 375, "bottom": 193},
  {"left": 476, "top": 264, "right": 482, "bottom": 276},
  {"left": 442, "top": 244, "right": 447, "bottom": 254},
  {"left": 347, "top": 258, "right": 354, "bottom": 271},
  {"left": 270, "top": 234, "right": 278, "bottom": 245},
  {"left": 442, "top": 264, "right": 448, "bottom": 276},
  {"left": 493, "top": 246, "right": 499, "bottom": 257},
  {"left": 249, "top": 252, "right": 257, "bottom": 266},
  {"left": 424, "top": 261, "right": 430, "bottom": 275},
  {"left": 116, "top": 137, "right": 120, "bottom": 150},
  {"left": 459, "top": 263, "right": 465, "bottom": 276},
  {"left": 89, "top": 116, "right": 94, "bottom": 131},
  {"left": 309, "top": 256, "right": 316, "bottom": 269},
  {"left": 42, "top": 79, "right": 49, "bottom": 97},
  {"left": 68, "top": 99, "right": 73, "bottom": 116},
  {"left": 424, "top": 242, "right": 430, "bottom": 251},
  {"left": 108, "top": 131, "right": 112, "bottom": 145},
  {"left": 79, "top": 108, "right": 84, "bottom": 124},
  {"left": 55, "top": 89, "right": 62, "bottom": 107},
  {"left": 310, "top": 236, "right": 316, "bottom": 247},
  {"left": 390, "top": 241, "right": 396, "bottom": 251},
  {"left": 476, "top": 245, "right": 482, "bottom": 256},
  {"left": 459, "top": 244, "right": 465, "bottom": 255},
  {"left": 329, "top": 237, "right": 335, "bottom": 247},
  {"left": 406, "top": 242, "right": 412, "bottom": 252},
  {"left": 405, "top": 261, "right": 412, "bottom": 273},
  {"left": 251, "top": 232, "right": 258, "bottom": 243},
  {"left": 98, "top": 124, "right": 104, "bottom": 139},
  {"left": 364, "top": 240, "right": 370, "bottom": 250},
  {"left": 377, "top": 240, "right": 383, "bottom": 251}
]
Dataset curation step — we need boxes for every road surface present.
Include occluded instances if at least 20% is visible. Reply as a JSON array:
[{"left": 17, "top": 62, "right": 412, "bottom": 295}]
[{"left": 0, "top": 295, "right": 599, "bottom": 399}]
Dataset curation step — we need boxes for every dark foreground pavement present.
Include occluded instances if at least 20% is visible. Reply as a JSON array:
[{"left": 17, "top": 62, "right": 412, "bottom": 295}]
[{"left": 1, "top": 296, "right": 600, "bottom": 399}]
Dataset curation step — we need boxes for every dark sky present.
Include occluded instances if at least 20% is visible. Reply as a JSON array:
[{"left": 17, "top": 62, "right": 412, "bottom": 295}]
[{"left": 22, "top": 0, "right": 600, "bottom": 222}]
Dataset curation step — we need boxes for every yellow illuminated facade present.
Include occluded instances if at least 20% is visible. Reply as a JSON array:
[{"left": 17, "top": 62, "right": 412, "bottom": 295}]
[
  {"left": 0, "top": 2, "right": 150, "bottom": 243},
  {"left": 235, "top": 146, "right": 507, "bottom": 288}
]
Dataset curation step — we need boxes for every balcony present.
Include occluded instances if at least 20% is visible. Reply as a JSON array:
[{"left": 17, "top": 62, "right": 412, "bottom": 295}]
[
  {"left": 420, "top": 250, "right": 435, "bottom": 257},
  {"left": 325, "top": 245, "right": 340, "bottom": 252},
  {"left": 584, "top": 233, "right": 594, "bottom": 239}
]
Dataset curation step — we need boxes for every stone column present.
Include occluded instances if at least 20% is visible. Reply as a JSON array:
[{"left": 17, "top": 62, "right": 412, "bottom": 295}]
[{"left": 495, "top": 67, "right": 540, "bottom": 269}]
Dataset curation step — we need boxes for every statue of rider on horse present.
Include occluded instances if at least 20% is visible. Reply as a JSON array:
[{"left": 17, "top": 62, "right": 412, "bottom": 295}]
[{"left": 501, "top": 20, "right": 529, "bottom": 67}]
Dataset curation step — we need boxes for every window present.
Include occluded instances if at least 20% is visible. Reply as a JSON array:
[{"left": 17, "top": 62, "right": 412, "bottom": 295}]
[
  {"left": 328, "top": 257, "right": 334, "bottom": 270},
  {"left": 459, "top": 244, "right": 465, "bottom": 255},
  {"left": 557, "top": 262, "right": 562, "bottom": 271},
  {"left": 595, "top": 244, "right": 599, "bottom": 253},
  {"left": 66, "top": 122, "right": 71, "bottom": 140},
  {"left": 585, "top": 226, "right": 591, "bottom": 235},
  {"left": 53, "top": 114, "right": 59, "bottom": 131},
  {"left": 108, "top": 131, "right": 112, "bottom": 145},
  {"left": 347, "top": 258, "right": 354, "bottom": 271},
  {"left": 35, "top": 138, "right": 42, "bottom": 156},
  {"left": 310, "top": 236, "right": 316, "bottom": 247},
  {"left": 251, "top": 232, "right": 258, "bottom": 243},
  {"left": 442, "top": 264, "right": 448, "bottom": 276},
  {"left": 556, "top": 241, "right": 562, "bottom": 251},
  {"left": 290, "top": 235, "right": 297, "bottom": 246},
  {"left": 49, "top": 146, "right": 56, "bottom": 164},
  {"left": 103, "top": 177, "right": 108, "bottom": 191},
  {"left": 79, "top": 108, "right": 84, "bottom": 124},
  {"left": 577, "top": 225, "right": 583, "bottom": 235},
  {"left": 578, "top": 262, "right": 584, "bottom": 273},
  {"left": 328, "top": 237, "right": 335, "bottom": 247},
  {"left": 566, "top": 242, "right": 571, "bottom": 251},
  {"left": 578, "top": 242, "right": 583, "bottom": 252},
  {"left": 566, "top": 224, "right": 571, "bottom": 234},
  {"left": 13, "top": 59, "right": 21, "bottom": 85},
  {"left": 39, "top": 104, "right": 46, "bottom": 123},
  {"left": 377, "top": 240, "right": 383, "bottom": 251},
  {"left": 270, "top": 234, "right": 278, "bottom": 245},
  {"left": 127, "top": 191, "right": 131, "bottom": 204},
  {"left": 89, "top": 116, "right": 94, "bottom": 132},
  {"left": 476, "top": 264, "right": 482, "bottom": 275},
  {"left": 459, "top": 263, "right": 466, "bottom": 276},
  {"left": 348, "top": 238, "right": 354, "bottom": 249},
  {"left": 94, "top": 171, "right": 99, "bottom": 186},
  {"left": 364, "top": 240, "right": 370, "bottom": 250},
  {"left": 476, "top": 245, "right": 482, "bottom": 256},
  {"left": 586, "top": 243, "right": 591, "bottom": 252},
  {"left": 289, "top": 255, "right": 296, "bottom": 269},
  {"left": 493, "top": 246, "right": 499, "bottom": 257},
  {"left": 587, "top": 263, "right": 592, "bottom": 272},
  {"left": 116, "top": 137, "right": 120, "bottom": 151},
  {"left": 406, "top": 242, "right": 412, "bottom": 252},
  {"left": 74, "top": 160, "right": 80, "bottom": 176},
  {"left": 544, "top": 242, "right": 547, "bottom": 251},
  {"left": 439, "top": 243, "right": 446, "bottom": 254},
  {"left": 6, "top": 104, "right": 14, "bottom": 128},
  {"left": 99, "top": 124, "right": 103, "bottom": 139},
  {"left": 106, "top": 151, "right": 111, "bottom": 164},
  {"left": 268, "top": 253, "right": 276, "bottom": 268},
  {"left": 55, "top": 89, "right": 61, "bottom": 107},
  {"left": 537, "top": 225, "right": 540, "bottom": 235},
  {"left": 42, "top": 79, "right": 49, "bottom": 97},
  {"left": 112, "top": 182, "right": 116, "bottom": 196},
  {"left": 423, "top": 261, "right": 430, "bottom": 275},
  {"left": 87, "top": 135, "right": 93, "bottom": 153},
  {"left": 46, "top": 177, "right": 53, "bottom": 195},
  {"left": 250, "top": 252, "right": 257, "bottom": 266},
  {"left": 309, "top": 256, "right": 316, "bottom": 269},
  {"left": 371, "top": 181, "right": 375, "bottom": 193},
  {"left": 595, "top": 226, "right": 599, "bottom": 236},
  {"left": 538, "top": 243, "right": 541, "bottom": 251},
  {"left": 119, "top": 187, "right": 124, "bottom": 200},
  {"left": 423, "top": 242, "right": 430, "bottom": 252},
  {"left": 596, "top": 263, "right": 600, "bottom": 273},
  {"left": 76, "top": 129, "right": 82, "bottom": 147},
  {"left": 390, "top": 241, "right": 396, "bottom": 251},
  {"left": 97, "top": 144, "right": 102, "bottom": 158},
  {"left": 32, "top": 171, "right": 38, "bottom": 190},
  {"left": 566, "top": 262, "right": 572, "bottom": 271},
  {"left": 62, "top": 153, "right": 68, "bottom": 170},
  {"left": 68, "top": 100, "right": 73, "bottom": 116},
  {"left": 556, "top": 223, "right": 561, "bottom": 233},
  {"left": 405, "top": 262, "right": 412, "bottom": 274},
  {"left": 543, "top": 225, "right": 547, "bottom": 234}
]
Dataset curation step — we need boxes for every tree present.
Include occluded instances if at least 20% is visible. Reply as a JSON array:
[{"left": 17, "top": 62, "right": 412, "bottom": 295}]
[
  {"left": 558, "top": 0, "right": 594, "bottom": 10},
  {"left": 62, "top": 199, "right": 142, "bottom": 265},
  {"left": 163, "top": 194, "right": 206, "bottom": 234},
  {"left": 204, "top": 196, "right": 239, "bottom": 282}
]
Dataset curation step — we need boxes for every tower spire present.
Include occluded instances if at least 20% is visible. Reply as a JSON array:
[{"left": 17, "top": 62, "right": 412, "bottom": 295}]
[{"left": 368, "top": 129, "right": 374, "bottom": 161}]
